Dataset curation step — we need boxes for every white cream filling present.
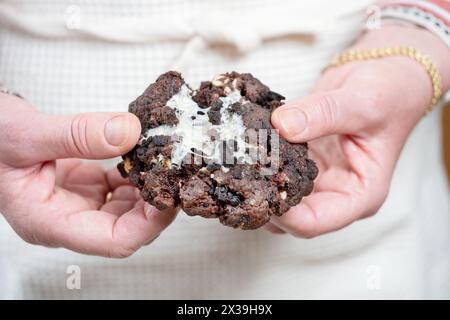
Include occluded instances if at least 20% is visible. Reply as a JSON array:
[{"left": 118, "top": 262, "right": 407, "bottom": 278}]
[{"left": 141, "top": 84, "right": 254, "bottom": 166}]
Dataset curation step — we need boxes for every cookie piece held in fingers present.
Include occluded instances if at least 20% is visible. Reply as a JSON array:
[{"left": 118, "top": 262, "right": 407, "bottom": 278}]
[{"left": 119, "top": 71, "right": 318, "bottom": 230}]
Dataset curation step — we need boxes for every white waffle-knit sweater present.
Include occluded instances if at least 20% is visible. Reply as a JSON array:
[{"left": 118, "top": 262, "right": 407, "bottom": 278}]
[{"left": 0, "top": 0, "right": 449, "bottom": 299}]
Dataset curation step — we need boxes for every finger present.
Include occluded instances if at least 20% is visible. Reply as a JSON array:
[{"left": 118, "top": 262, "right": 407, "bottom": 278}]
[
  {"left": 101, "top": 200, "right": 135, "bottom": 216},
  {"left": 58, "top": 161, "right": 109, "bottom": 204},
  {"left": 54, "top": 159, "right": 82, "bottom": 186},
  {"left": 271, "top": 142, "right": 388, "bottom": 238},
  {"left": 44, "top": 202, "right": 178, "bottom": 258},
  {"left": 106, "top": 167, "right": 133, "bottom": 190},
  {"left": 263, "top": 222, "right": 286, "bottom": 235},
  {"left": 271, "top": 169, "right": 388, "bottom": 238},
  {"left": 142, "top": 234, "right": 160, "bottom": 246},
  {"left": 4, "top": 112, "right": 141, "bottom": 166},
  {"left": 111, "top": 185, "right": 140, "bottom": 201},
  {"left": 270, "top": 191, "right": 362, "bottom": 238},
  {"left": 271, "top": 89, "right": 373, "bottom": 143}
]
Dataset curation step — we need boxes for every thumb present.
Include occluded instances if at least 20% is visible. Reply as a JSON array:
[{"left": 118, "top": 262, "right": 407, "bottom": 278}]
[
  {"left": 271, "top": 90, "right": 361, "bottom": 143},
  {"left": 6, "top": 112, "right": 141, "bottom": 166}
]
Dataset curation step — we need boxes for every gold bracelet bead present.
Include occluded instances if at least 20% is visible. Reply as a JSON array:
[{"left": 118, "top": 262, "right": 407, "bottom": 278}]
[
  {"left": 341, "top": 54, "right": 349, "bottom": 63},
  {"left": 330, "top": 56, "right": 339, "bottom": 67},
  {"left": 431, "top": 98, "right": 438, "bottom": 106},
  {"left": 327, "top": 46, "right": 443, "bottom": 114},
  {"left": 434, "top": 72, "right": 441, "bottom": 82},
  {"left": 434, "top": 84, "right": 441, "bottom": 96},
  {"left": 407, "top": 46, "right": 415, "bottom": 57},
  {"left": 422, "top": 59, "right": 432, "bottom": 71},
  {"left": 414, "top": 51, "right": 423, "bottom": 62},
  {"left": 347, "top": 50, "right": 356, "bottom": 58},
  {"left": 370, "top": 48, "right": 378, "bottom": 58},
  {"left": 377, "top": 48, "right": 385, "bottom": 57}
]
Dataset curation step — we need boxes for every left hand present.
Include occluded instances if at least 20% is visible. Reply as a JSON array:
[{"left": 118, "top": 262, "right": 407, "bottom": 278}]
[{"left": 265, "top": 23, "right": 450, "bottom": 237}]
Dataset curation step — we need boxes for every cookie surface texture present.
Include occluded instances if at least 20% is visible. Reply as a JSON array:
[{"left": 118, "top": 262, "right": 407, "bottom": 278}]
[{"left": 118, "top": 71, "right": 318, "bottom": 230}]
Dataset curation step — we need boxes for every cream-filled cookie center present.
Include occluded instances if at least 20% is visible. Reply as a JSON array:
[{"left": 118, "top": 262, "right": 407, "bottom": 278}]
[{"left": 141, "top": 84, "right": 254, "bottom": 166}]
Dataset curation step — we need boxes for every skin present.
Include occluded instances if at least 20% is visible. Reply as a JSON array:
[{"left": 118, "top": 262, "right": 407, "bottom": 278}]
[
  {"left": 0, "top": 95, "right": 177, "bottom": 258},
  {"left": 267, "top": 23, "right": 450, "bottom": 237},
  {"left": 0, "top": 22, "right": 448, "bottom": 257}
]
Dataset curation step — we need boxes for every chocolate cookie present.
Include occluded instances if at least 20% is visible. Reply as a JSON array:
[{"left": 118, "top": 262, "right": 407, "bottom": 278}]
[{"left": 118, "top": 71, "right": 318, "bottom": 229}]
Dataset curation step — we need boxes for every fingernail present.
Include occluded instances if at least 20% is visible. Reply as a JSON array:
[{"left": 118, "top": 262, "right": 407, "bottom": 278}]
[
  {"left": 104, "top": 115, "right": 130, "bottom": 146},
  {"left": 276, "top": 108, "right": 307, "bottom": 137}
]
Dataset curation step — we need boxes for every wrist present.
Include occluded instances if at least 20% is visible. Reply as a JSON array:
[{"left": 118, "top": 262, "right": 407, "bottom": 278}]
[{"left": 354, "top": 22, "right": 450, "bottom": 92}]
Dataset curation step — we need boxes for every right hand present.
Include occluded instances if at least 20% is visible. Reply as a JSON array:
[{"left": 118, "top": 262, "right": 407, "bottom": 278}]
[{"left": 0, "top": 93, "right": 178, "bottom": 258}]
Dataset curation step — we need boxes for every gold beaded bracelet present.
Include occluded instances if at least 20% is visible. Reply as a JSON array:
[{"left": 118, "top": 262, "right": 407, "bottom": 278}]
[{"left": 325, "top": 46, "right": 442, "bottom": 113}]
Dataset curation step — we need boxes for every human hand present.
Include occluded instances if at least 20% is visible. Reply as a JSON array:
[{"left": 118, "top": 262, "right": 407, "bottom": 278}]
[
  {"left": 0, "top": 93, "right": 177, "bottom": 258},
  {"left": 266, "top": 23, "right": 450, "bottom": 237}
]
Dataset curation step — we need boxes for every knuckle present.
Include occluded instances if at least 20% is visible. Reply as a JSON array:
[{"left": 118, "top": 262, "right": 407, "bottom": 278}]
[
  {"left": 20, "top": 233, "right": 39, "bottom": 245},
  {"left": 21, "top": 214, "right": 57, "bottom": 247},
  {"left": 315, "top": 93, "right": 339, "bottom": 131},
  {"left": 109, "top": 223, "right": 140, "bottom": 258},
  {"left": 66, "top": 114, "right": 91, "bottom": 157},
  {"left": 7, "top": 212, "right": 43, "bottom": 246},
  {"left": 17, "top": 226, "right": 42, "bottom": 246},
  {"left": 21, "top": 237, "right": 39, "bottom": 246},
  {"left": 0, "top": 117, "right": 31, "bottom": 165}
]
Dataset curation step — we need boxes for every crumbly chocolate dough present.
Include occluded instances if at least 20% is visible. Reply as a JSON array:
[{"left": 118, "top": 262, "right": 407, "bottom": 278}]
[{"left": 118, "top": 71, "right": 318, "bottom": 229}]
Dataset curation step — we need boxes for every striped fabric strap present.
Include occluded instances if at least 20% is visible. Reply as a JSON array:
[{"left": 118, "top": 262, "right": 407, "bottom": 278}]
[
  {"left": 379, "top": 0, "right": 450, "bottom": 47},
  {"left": 0, "top": 80, "right": 22, "bottom": 98},
  {"left": 382, "top": 0, "right": 450, "bottom": 24}
]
